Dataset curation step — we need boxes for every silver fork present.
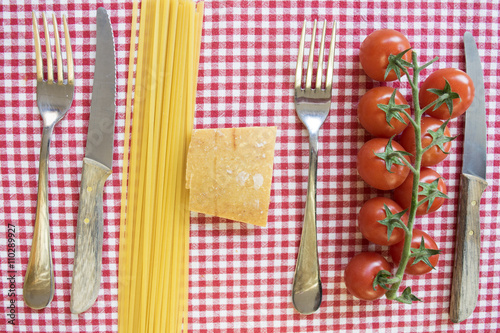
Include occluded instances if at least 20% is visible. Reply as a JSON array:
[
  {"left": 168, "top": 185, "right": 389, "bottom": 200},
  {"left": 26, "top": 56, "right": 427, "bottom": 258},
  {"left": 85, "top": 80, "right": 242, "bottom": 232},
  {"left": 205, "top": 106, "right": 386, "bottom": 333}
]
[
  {"left": 292, "top": 19, "right": 336, "bottom": 315},
  {"left": 23, "top": 12, "right": 74, "bottom": 310}
]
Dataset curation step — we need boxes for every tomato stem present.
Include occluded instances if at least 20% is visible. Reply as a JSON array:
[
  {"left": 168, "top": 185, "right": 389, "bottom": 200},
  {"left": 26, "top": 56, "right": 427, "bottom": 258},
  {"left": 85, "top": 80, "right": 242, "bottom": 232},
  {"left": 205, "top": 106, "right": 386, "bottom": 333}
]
[
  {"left": 385, "top": 277, "right": 402, "bottom": 285},
  {"left": 397, "top": 155, "right": 417, "bottom": 175},
  {"left": 399, "top": 108, "right": 418, "bottom": 129},
  {"left": 416, "top": 197, "right": 430, "bottom": 209},
  {"left": 397, "top": 220, "right": 410, "bottom": 234},
  {"left": 386, "top": 51, "right": 425, "bottom": 300},
  {"left": 421, "top": 98, "right": 441, "bottom": 114}
]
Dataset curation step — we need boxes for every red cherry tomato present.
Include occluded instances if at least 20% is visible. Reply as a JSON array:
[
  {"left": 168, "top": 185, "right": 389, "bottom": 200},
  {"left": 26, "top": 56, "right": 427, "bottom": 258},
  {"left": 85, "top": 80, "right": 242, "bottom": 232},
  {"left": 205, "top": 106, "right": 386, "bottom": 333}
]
[
  {"left": 399, "top": 117, "right": 452, "bottom": 167},
  {"left": 389, "top": 228, "right": 440, "bottom": 275},
  {"left": 419, "top": 68, "right": 475, "bottom": 119},
  {"left": 358, "top": 197, "right": 407, "bottom": 246},
  {"left": 359, "top": 29, "right": 412, "bottom": 82},
  {"left": 357, "top": 138, "right": 411, "bottom": 190},
  {"left": 358, "top": 87, "right": 411, "bottom": 137},
  {"left": 344, "top": 252, "right": 392, "bottom": 300},
  {"left": 394, "top": 167, "right": 447, "bottom": 215}
]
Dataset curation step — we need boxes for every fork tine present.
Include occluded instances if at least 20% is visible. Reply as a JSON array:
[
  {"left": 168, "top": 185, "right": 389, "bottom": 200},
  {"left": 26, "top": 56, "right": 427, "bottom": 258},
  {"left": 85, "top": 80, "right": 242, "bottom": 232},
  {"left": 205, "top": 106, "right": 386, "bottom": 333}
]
[
  {"left": 325, "top": 21, "right": 337, "bottom": 92},
  {"left": 52, "top": 14, "right": 63, "bottom": 84},
  {"left": 32, "top": 12, "right": 43, "bottom": 81},
  {"left": 315, "top": 20, "right": 327, "bottom": 90},
  {"left": 42, "top": 13, "right": 54, "bottom": 83},
  {"left": 305, "top": 20, "right": 317, "bottom": 89},
  {"left": 295, "top": 20, "right": 307, "bottom": 91},
  {"left": 63, "top": 15, "right": 74, "bottom": 84}
]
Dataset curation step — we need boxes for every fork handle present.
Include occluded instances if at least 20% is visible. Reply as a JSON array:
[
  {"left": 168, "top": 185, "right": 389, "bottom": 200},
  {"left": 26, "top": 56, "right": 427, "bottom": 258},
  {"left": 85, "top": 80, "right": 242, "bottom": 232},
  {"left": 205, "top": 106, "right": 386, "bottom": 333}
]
[
  {"left": 292, "top": 132, "right": 322, "bottom": 314},
  {"left": 23, "top": 125, "right": 55, "bottom": 310}
]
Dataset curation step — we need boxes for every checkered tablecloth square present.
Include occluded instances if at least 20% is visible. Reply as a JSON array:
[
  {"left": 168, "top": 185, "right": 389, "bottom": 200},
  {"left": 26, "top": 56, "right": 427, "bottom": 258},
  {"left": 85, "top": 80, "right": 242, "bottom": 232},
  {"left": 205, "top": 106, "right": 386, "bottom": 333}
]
[{"left": 1, "top": 0, "right": 499, "bottom": 332}]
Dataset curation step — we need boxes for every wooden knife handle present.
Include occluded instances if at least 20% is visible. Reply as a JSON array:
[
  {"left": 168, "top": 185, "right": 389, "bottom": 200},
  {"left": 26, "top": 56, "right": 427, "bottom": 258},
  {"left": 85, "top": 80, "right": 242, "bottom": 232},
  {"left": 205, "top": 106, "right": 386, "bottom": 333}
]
[
  {"left": 450, "top": 173, "right": 487, "bottom": 323},
  {"left": 70, "top": 157, "right": 112, "bottom": 314}
]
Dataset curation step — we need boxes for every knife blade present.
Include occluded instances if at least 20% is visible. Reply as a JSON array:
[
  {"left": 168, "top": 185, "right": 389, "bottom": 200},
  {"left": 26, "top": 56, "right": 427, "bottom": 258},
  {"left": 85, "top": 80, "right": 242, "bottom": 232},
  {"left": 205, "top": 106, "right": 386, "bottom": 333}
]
[
  {"left": 70, "top": 7, "right": 116, "bottom": 314},
  {"left": 449, "top": 32, "right": 488, "bottom": 323}
]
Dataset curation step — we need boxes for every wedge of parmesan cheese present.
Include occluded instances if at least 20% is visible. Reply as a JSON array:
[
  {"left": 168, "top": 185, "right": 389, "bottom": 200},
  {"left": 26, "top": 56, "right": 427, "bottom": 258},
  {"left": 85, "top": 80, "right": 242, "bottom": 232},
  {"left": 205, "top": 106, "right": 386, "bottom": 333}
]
[{"left": 186, "top": 126, "right": 277, "bottom": 227}]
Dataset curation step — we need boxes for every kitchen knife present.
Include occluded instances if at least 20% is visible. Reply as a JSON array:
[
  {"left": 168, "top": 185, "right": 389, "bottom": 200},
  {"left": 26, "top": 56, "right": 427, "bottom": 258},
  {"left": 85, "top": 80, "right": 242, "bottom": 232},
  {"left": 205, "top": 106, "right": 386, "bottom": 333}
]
[
  {"left": 449, "top": 32, "right": 488, "bottom": 323},
  {"left": 70, "top": 7, "right": 116, "bottom": 314}
]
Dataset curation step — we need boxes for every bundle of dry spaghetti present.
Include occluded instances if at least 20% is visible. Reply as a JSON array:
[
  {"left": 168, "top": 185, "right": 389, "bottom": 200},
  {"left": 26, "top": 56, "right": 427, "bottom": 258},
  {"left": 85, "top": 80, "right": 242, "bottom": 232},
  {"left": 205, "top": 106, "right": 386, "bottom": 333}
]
[{"left": 118, "top": 0, "right": 203, "bottom": 332}]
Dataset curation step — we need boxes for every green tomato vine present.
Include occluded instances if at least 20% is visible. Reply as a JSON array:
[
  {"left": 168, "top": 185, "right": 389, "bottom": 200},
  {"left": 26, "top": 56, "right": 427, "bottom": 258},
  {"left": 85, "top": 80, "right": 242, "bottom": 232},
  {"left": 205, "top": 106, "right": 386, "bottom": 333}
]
[{"left": 376, "top": 49, "right": 458, "bottom": 302}]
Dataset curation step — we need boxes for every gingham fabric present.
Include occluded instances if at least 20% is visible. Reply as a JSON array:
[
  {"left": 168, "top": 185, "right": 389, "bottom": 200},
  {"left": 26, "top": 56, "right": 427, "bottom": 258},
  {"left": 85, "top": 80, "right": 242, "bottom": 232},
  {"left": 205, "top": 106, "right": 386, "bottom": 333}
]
[{"left": 1, "top": 1, "right": 499, "bottom": 332}]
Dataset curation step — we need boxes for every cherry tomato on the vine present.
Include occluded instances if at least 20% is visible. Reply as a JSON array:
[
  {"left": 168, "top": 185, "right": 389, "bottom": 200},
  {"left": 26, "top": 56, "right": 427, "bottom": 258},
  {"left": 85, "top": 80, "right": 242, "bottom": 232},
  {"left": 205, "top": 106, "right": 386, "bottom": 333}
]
[
  {"left": 357, "top": 138, "right": 411, "bottom": 190},
  {"left": 399, "top": 116, "right": 453, "bottom": 167},
  {"left": 419, "top": 68, "right": 475, "bottom": 119},
  {"left": 358, "top": 197, "right": 407, "bottom": 246},
  {"left": 394, "top": 167, "right": 447, "bottom": 215},
  {"left": 344, "top": 252, "right": 392, "bottom": 300},
  {"left": 359, "top": 29, "right": 412, "bottom": 82},
  {"left": 389, "top": 228, "right": 440, "bottom": 275},
  {"left": 358, "top": 86, "right": 411, "bottom": 138}
]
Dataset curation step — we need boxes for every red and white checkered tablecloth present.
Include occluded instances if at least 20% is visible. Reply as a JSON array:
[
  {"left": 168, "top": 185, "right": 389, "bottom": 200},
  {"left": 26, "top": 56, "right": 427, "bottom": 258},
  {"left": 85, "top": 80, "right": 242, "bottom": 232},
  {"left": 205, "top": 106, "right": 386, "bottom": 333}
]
[{"left": 1, "top": 0, "right": 499, "bottom": 332}]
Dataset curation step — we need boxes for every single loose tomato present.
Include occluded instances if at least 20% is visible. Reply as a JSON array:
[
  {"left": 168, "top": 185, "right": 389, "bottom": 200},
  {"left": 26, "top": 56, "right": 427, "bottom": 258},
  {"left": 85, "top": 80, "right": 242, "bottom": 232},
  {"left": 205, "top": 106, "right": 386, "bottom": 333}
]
[
  {"left": 359, "top": 29, "right": 412, "bottom": 82},
  {"left": 358, "top": 197, "right": 407, "bottom": 246},
  {"left": 394, "top": 167, "right": 447, "bottom": 215},
  {"left": 389, "top": 228, "right": 440, "bottom": 275},
  {"left": 358, "top": 87, "right": 411, "bottom": 137},
  {"left": 419, "top": 68, "right": 475, "bottom": 119},
  {"left": 357, "top": 138, "right": 411, "bottom": 190},
  {"left": 344, "top": 252, "right": 392, "bottom": 300},
  {"left": 399, "top": 116, "right": 453, "bottom": 167}
]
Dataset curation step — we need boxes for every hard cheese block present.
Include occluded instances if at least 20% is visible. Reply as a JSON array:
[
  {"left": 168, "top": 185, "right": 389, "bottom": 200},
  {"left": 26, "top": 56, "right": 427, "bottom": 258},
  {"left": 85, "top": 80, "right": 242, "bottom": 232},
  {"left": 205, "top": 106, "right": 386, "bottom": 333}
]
[{"left": 186, "top": 126, "right": 277, "bottom": 227}]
